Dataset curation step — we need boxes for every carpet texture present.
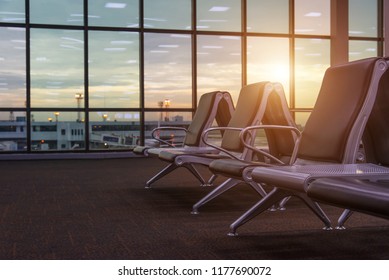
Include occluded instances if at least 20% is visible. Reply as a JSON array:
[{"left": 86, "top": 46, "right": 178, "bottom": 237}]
[{"left": 0, "top": 157, "right": 388, "bottom": 260}]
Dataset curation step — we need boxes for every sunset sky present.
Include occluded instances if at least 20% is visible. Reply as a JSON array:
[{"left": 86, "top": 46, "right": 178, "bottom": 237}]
[{"left": 0, "top": 0, "right": 379, "bottom": 123}]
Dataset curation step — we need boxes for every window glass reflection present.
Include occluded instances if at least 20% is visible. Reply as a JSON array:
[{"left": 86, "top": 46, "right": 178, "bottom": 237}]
[
  {"left": 0, "top": 0, "right": 384, "bottom": 154},
  {"left": 0, "top": 27, "right": 26, "bottom": 107},
  {"left": 89, "top": 31, "right": 140, "bottom": 108},
  {"left": 197, "top": 35, "right": 241, "bottom": 103},
  {"left": 30, "top": 29, "right": 84, "bottom": 108},
  {"left": 0, "top": 111, "right": 26, "bottom": 151},
  {"left": 294, "top": 111, "right": 311, "bottom": 130},
  {"left": 144, "top": 111, "right": 193, "bottom": 147},
  {"left": 197, "top": 0, "right": 241, "bottom": 32},
  {"left": 88, "top": 0, "right": 139, "bottom": 28},
  {"left": 294, "top": 38, "right": 330, "bottom": 108},
  {"left": 30, "top": 0, "right": 83, "bottom": 25},
  {"left": 349, "top": 0, "right": 378, "bottom": 37},
  {"left": 144, "top": 33, "right": 192, "bottom": 108},
  {"left": 144, "top": 0, "right": 191, "bottom": 30},
  {"left": 0, "top": 0, "right": 25, "bottom": 23},
  {"left": 247, "top": 0, "right": 289, "bottom": 33},
  {"left": 89, "top": 111, "right": 140, "bottom": 150},
  {"left": 349, "top": 40, "right": 378, "bottom": 61},
  {"left": 295, "top": 0, "right": 330, "bottom": 35},
  {"left": 247, "top": 37, "right": 290, "bottom": 102},
  {"left": 31, "top": 111, "right": 85, "bottom": 151}
]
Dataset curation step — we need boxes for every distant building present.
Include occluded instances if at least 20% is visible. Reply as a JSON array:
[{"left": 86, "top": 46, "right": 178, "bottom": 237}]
[{"left": 0, "top": 117, "right": 190, "bottom": 152}]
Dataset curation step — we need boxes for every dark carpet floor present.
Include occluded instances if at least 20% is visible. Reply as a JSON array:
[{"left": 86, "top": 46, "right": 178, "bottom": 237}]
[{"left": 0, "top": 157, "right": 389, "bottom": 260}]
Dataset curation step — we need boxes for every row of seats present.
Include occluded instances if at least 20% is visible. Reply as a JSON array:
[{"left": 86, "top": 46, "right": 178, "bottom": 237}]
[{"left": 135, "top": 57, "right": 389, "bottom": 236}]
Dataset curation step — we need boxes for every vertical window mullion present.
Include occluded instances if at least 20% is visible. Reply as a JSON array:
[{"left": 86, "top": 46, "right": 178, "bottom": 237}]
[
  {"left": 377, "top": 0, "right": 384, "bottom": 56},
  {"left": 84, "top": 0, "right": 90, "bottom": 150},
  {"left": 242, "top": 0, "right": 247, "bottom": 87},
  {"left": 384, "top": 0, "right": 389, "bottom": 55},
  {"left": 192, "top": 0, "right": 197, "bottom": 113},
  {"left": 139, "top": 0, "right": 145, "bottom": 145},
  {"left": 289, "top": 0, "right": 295, "bottom": 114},
  {"left": 330, "top": 0, "right": 348, "bottom": 65},
  {"left": 26, "top": 0, "right": 31, "bottom": 152}
]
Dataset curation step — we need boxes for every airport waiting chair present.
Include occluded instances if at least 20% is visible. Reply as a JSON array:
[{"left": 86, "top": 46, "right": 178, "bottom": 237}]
[
  {"left": 144, "top": 82, "right": 291, "bottom": 191},
  {"left": 133, "top": 90, "right": 234, "bottom": 156},
  {"left": 207, "top": 57, "right": 388, "bottom": 236},
  {"left": 191, "top": 82, "right": 298, "bottom": 214},
  {"left": 306, "top": 65, "right": 389, "bottom": 225},
  {"left": 307, "top": 174, "right": 389, "bottom": 222}
]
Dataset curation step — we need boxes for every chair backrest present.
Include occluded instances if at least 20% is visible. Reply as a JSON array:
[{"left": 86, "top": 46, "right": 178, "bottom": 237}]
[
  {"left": 219, "top": 82, "right": 271, "bottom": 153},
  {"left": 219, "top": 81, "right": 296, "bottom": 161},
  {"left": 297, "top": 57, "right": 388, "bottom": 164},
  {"left": 184, "top": 91, "right": 234, "bottom": 147},
  {"left": 262, "top": 83, "right": 297, "bottom": 160},
  {"left": 362, "top": 64, "right": 389, "bottom": 166},
  {"left": 215, "top": 91, "right": 235, "bottom": 128}
]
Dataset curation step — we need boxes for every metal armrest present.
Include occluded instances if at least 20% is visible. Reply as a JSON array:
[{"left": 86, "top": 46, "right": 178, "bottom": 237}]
[
  {"left": 240, "top": 125, "right": 302, "bottom": 165},
  {"left": 151, "top": 126, "right": 188, "bottom": 147},
  {"left": 200, "top": 126, "right": 245, "bottom": 161}
]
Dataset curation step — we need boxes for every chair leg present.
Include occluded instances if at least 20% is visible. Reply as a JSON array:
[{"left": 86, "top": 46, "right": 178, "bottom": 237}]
[
  {"left": 191, "top": 178, "right": 240, "bottom": 214},
  {"left": 145, "top": 163, "right": 179, "bottom": 188},
  {"left": 183, "top": 163, "right": 207, "bottom": 186},
  {"left": 228, "top": 187, "right": 288, "bottom": 236},
  {"left": 337, "top": 209, "right": 354, "bottom": 229},
  {"left": 207, "top": 173, "right": 218, "bottom": 186},
  {"left": 247, "top": 182, "right": 277, "bottom": 211},
  {"left": 242, "top": 167, "right": 272, "bottom": 209},
  {"left": 146, "top": 162, "right": 208, "bottom": 189},
  {"left": 278, "top": 196, "right": 291, "bottom": 210},
  {"left": 297, "top": 194, "right": 332, "bottom": 230},
  {"left": 247, "top": 181, "right": 267, "bottom": 197}
]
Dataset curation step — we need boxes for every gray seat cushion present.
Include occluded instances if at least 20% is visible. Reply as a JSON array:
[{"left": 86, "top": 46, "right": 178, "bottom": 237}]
[{"left": 307, "top": 177, "right": 389, "bottom": 219}]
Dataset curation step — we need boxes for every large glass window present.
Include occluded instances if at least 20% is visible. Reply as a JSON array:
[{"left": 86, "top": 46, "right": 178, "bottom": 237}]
[
  {"left": 294, "top": 112, "right": 311, "bottom": 129},
  {"left": 144, "top": 33, "right": 192, "bottom": 108},
  {"left": 197, "top": 35, "right": 241, "bottom": 102},
  {"left": 349, "top": 0, "right": 378, "bottom": 37},
  {"left": 30, "top": 29, "right": 84, "bottom": 108},
  {"left": 0, "top": 27, "right": 26, "bottom": 108},
  {"left": 247, "top": 0, "right": 289, "bottom": 33},
  {"left": 349, "top": 0, "right": 379, "bottom": 61},
  {"left": 349, "top": 41, "right": 378, "bottom": 61},
  {"left": 0, "top": 111, "right": 26, "bottom": 152},
  {"left": 30, "top": 0, "right": 83, "bottom": 25},
  {"left": 88, "top": 31, "right": 140, "bottom": 108},
  {"left": 295, "top": 0, "right": 330, "bottom": 35},
  {"left": 88, "top": 0, "right": 139, "bottom": 28},
  {"left": 144, "top": 0, "right": 191, "bottom": 30},
  {"left": 89, "top": 111, "right": 140, "bottom": 150},
  {"left": 247, "top": 37, "right": 290, "bottom": 100},
  {"left": 197, "top": 0, "right": 241, "bottom": 32},
  {"left": 0, "top": 0, "right": 25, "bottom": 23},
  {"left": 294, "top": 38, "right": 330, "bottom": 108},
  {"left": 31, "top": 111, "right": 85, "bottom": 151},
  {"left": 0, "top": 0, "right": 383, "bottom": 154},
  {"left": 144, "top": 111, "right": 193, "bottom": 146}
]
